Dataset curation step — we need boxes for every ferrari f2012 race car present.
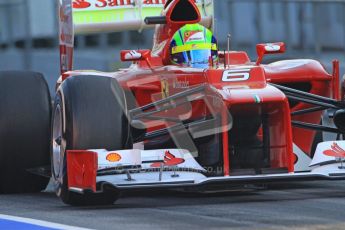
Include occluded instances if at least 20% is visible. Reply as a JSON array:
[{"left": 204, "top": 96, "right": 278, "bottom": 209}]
[{"left": 1, "top": 0, "right": 345, "bottom": 206}]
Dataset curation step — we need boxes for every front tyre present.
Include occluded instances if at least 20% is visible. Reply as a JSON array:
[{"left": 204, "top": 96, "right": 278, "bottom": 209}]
[
  {"left": 51, "top": 75, "right": 132, "bottom": 206},
  {"left": 0, "top": 71, "right": 51, "bottom": 193}
]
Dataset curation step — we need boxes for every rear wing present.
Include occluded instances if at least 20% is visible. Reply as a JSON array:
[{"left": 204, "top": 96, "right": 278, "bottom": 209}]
[{"left": 58, "top": 0, "right": 214, "bottom": 74}]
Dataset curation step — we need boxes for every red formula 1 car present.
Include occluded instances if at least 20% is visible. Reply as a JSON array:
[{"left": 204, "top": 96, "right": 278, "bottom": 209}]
[{"left": 1, "top": 0, "right": 345, "bottom": 206}]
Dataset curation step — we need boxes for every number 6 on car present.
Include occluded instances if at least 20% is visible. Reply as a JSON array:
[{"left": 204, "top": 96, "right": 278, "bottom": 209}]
[{"left": 222, "top": 69, "right": 251, "bottom": 82}]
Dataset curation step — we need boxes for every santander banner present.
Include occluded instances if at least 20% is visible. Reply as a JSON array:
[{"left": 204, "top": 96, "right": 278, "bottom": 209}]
[
  {"left": 73, "top": 0, "right": 169, "bottom": 11},
  {"left": 72, "top": 0, "right": 206, "bottom": 11}
]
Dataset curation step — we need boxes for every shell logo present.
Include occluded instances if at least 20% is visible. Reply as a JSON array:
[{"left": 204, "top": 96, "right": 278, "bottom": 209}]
[{"left": 106, "top": 153, "right": 122, "bottom": 162}]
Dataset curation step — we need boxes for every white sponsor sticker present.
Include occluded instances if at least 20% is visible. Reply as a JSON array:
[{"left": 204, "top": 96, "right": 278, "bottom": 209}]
[
  {"left": 92, "top": 149, "right": 205, "bottom": 172},
  {"left": 265, "top": 44, "right": 281, "bottom": 52},
  {"left": 310, "top": 141, "right": 345, "bottom": 167},
  {"left": 124, "top": 50, "right": 142, "bottom": 60},
  {"left": 94, "top": 149, "right": 142, "bottom": 170},
  {"left": 59, "top": 0, "right": 74, "bottom": 46},
  {"left": 185, "top": 32, "right": 205, "bottom": 42}
]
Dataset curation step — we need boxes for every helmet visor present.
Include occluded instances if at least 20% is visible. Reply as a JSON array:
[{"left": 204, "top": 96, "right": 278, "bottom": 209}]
[
  {"left": 171, "top": 43, "right": 218, "bottom": 69},
  {"left": 190, "top": 49, "right": 211, "bottom": 68}
]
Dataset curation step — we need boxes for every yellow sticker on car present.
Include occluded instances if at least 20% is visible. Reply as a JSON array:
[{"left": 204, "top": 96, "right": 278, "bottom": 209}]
[
  {"left": 161, "top": 79, "right": 169, "bottom": 99},
  {"left": 106, "top": 152, "right": 122, "bottom": 162}
]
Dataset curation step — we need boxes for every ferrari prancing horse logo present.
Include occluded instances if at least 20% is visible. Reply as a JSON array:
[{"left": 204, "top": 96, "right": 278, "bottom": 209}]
[{"left": 161, "top": 79, "right": 169, "bottom": 99}]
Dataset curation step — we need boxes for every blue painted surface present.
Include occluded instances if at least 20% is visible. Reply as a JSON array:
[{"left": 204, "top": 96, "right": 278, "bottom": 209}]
[{"left": 0, "top": 219, "right": 57, "bottom": 230}]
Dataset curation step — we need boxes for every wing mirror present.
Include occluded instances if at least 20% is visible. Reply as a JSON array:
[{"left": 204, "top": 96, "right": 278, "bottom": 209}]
[
  {"left": 256, "top": 42, "right": 285, "bottom": 65},
  {"left": 120, "top": 50, "right": 151, "bottom": 62}
]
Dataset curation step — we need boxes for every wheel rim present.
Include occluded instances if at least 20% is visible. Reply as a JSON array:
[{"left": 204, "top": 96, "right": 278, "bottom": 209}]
[{"left": 52, "top": 104, "right": 64, "bottom": 183}]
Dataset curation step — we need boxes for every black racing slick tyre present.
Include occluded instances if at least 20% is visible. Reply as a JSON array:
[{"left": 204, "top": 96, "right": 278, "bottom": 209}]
[
  {"left": 0, "top": 71, "right": 51, "bottom": 193},
  {"left": 51, "top": 75, "right": 132, "bottom": 206}
]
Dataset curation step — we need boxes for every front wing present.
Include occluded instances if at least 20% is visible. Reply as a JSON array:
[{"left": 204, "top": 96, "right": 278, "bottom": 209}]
[{"left": 66, "top": 145, "right": 345, "bottom": 194}]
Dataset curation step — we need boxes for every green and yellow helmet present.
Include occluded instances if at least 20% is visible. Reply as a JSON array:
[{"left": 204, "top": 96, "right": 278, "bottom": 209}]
[{"left": 170, "top": 24, "right": 218, "bottom": 68}]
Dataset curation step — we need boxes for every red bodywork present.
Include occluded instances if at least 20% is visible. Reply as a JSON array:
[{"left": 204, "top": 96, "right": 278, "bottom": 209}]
[
  {"left": 67, "top": 150, "right": 98, "bottom": 192},
  {"left": 60, "top": 0, "right": 339, "bottom": 177}
]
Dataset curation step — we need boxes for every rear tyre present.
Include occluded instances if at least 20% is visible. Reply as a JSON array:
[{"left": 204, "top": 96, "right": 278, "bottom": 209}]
[
  {"left": 0, "top": 71, "right": 51, "bottom": 193},
  {"left": 51, "top": 75, "right": 132, "bottom": 206}
]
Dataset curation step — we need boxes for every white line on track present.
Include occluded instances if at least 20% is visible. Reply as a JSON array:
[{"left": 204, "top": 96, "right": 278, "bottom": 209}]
[{"left": 0, "top": 214, "right": 93, "bottom": 230}]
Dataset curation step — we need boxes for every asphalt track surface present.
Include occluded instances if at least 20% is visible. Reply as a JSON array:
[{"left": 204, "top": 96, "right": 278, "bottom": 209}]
[{"left": 1, "top": 181, "right": 345, "bottom": 230}]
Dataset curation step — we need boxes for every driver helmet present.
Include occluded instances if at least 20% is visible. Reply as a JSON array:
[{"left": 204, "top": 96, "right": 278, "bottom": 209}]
[{"left": 170, "top": 24, "right": 218, "bottom": 69}]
